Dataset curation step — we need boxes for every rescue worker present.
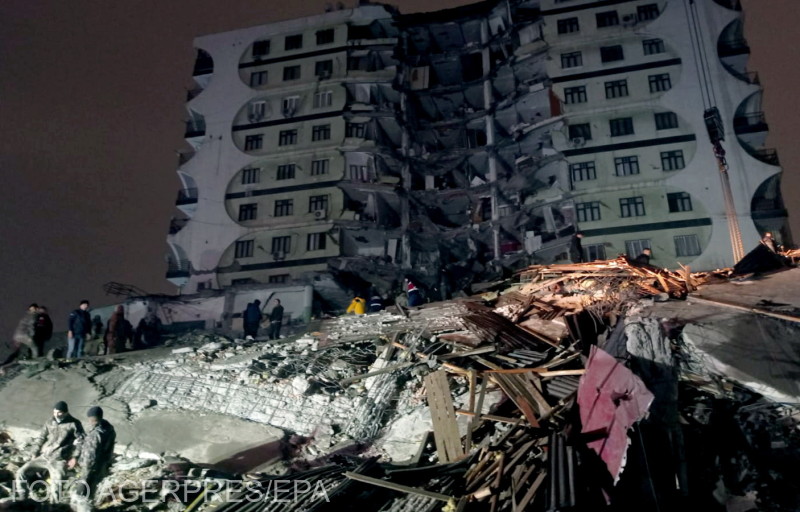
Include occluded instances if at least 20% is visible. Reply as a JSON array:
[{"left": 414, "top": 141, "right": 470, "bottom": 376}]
[
  {"left": 632, "top": 247, "right": 652, "bottom": 266},
  {"left": 346, "top": 295, "right": 366, "bottom": 315},
  {"left": 72, "top": 406, "right": 115, "bottom": 500},
  {"left": 12, "top": 304, "right": 39, "bottom": 358},
  {"left": 368, "top": 293, "right": 384, "bottom": 313},
  {"left": 266, "top": 299, "right": 284, "bottom": 340},
  {"left": 33, "top": 306, "right": 54, "bottom": 357},
  {"left": 67, "top": 300, "right": 92, "bottom": 359},
  {"left": 243, "top": 299, "right": 262, "bottom": 338},
  {"left": 569, "top": 232, "right": 585, "bottom": 263},
  {"left": 406, "top": 280, "right": 423, "bottom": 307},
  {"left": 16, "top": 401, "right": 84, "bottom": 501}
]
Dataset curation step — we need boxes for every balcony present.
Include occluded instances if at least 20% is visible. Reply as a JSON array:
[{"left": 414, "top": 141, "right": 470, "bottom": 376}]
[
  {"left": 712, "top": 0, "right": 742, "bottom": 11},
  {"left": 717, "top": 38, "right": 749, "bottom": 58},
  {"left": 734, "top": 112, "right": 768, "bottom": 135},
  {"left": 186, "top": 86, "right": 204, "bottom": 102},
  {"left": 176, "top": 188, "right": 198, "bottom": 206},
  {"left": 184, "top": 118, "right": 206, "bottom": 138},
  {"left": 750, "top": 148, "right": 780, "bottom": 166},
  {"left": 192, "top": 50, "right": 213, "bottom": 77},
  {"left": 169, "top": 217, "right": 189, "bottom": 235},
  {"left": 177, "top": 149, "right": 196, "bottom": 166}
]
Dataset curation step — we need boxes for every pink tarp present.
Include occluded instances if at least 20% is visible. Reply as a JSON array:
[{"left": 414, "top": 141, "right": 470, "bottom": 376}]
[{"left": 577, "top": 345, "right": 654, "bottom": 483}]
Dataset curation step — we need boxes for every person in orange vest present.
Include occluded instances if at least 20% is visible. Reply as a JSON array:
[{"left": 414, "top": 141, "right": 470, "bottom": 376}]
[{"left": 346, "top": 295, "right": 366, "bottom": 315}]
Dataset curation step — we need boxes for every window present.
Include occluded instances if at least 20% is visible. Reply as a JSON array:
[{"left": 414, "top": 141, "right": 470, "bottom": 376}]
[
  {"left": 268, "top": 274, "right": 289, "bottom": 284},
  {"left": 252, "top": 40, "right": 270, "bottom": 57},
  {"left": 311, "top": 159, "right": 329, "bottom": 175},
  {"left": 307, "top": 232, "right": 327, "bottom": 251},
  {"left": 278, "top": 129, "right": 298, "bottom": 146},
  {"left": 235, "top": 240, "right": 254, "bottom": 258},
  {"left": 346, "top": 122, "right": 367, "bottom": 138},
  {"left": 315, "top": 60, "right": 333, "bottom": 78},
  {"left": 241, "top": 167, "right": 261, "bottom": 185},
  {"left": 274, "top": 199, "right": 293, "bottom": 217},
  {"left": 557, "top": 18, "right": 580, "bottom": 34},
  {"left": 244, "top": 135, "right": 263, "bottom": 151},
  {"left": 576, "top": 201, "right": 601, "bottom": 222},
  {"left": 248, "top": 101, "right": 267, "bottom": 121},
  {"left": 583, "top": 244, "right": 607, "bottom": 262},
  {"left": 570, "top": 161, "right": 596, "bottom": 182},
  {"left": 285, "top": 34, "right": 303, "bottom": 50},
  {"left": 674, "top": 234, "right": 701, "bottom": 257},
  {"left": 238, "top": 203, "right": 257, "bottom": 221},
  {"left": 667, "top": 192, "right": 693, "bottom": 212},
  {"left": 605, "top": 79, "right": 628, "bottom": 99},
  {"left": 311, "top": 124, "right": 331, "bottom": 141},
  {"left": 655, "top": 112, "right": 679, "bottom": 130},
  {"left": 316, "top": 28, "right": 334, "bottom": 45},
  {"left": 661, "top": 150, "right": 685, "bottom": 171},
  {"left": 276, "top": 164, "right": 296, "bottom": 180},
  {"left": 649, "top": 73, "right": 672, "bottom": 92},
  {"left": 568, "top": 123, "right": 592, "bottom": 141},
  {"left": 561, "top": 51, "right": 582, "bottom": 68},
  {"left": 231, "top": 278, "right": 255, "bottom": 286},
  {"left": 610, "top": 117, "right": 634, "bottom": 137},
  {"left": 309, "top": 195, "right": 329, "bottom": 212},
  {"left": 600, "top": 45, "right": 624, "bottom": 63},
  {"left": 283, "top": 65, "right": 301, "bottom": 81},
  {"left": 564, "top": 86, "right": 587, "bottom": 104},
  {"left": 620, "top": 196, "right": 646, "bottom": 217},
  {"left": 596, "top": 11, "right": 619, "bottom": 27},
  {"left": 282, "top": 96, "right": 299, "bottom": 116},
  {"left": 643, "top": 38, "right": 665, "bottom": 55},
  {"left": 614, "top": 156, "right": 640, "bottom": 176},
  {"left": 349, "top": 164, "right": 369, "bottom": 181},
  {"left": 249, "top": 71, "right": 268, "bottom": 87},
  {"left": 313, "top": 90, "right": 333, "bottom": 109},
  {"left": 271, "top": 236, "right": 291, "bottom": 254},
  {"left": 625, "top": 239, "right": 651, "bottom": 257},
  {"left": 637, "top": 4, "right": 660, "bottom": 21}
]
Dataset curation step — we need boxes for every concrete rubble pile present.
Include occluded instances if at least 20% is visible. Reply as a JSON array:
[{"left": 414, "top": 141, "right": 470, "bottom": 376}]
[{"left": 1, "top": 261, "right": 799, "bottom": 511}]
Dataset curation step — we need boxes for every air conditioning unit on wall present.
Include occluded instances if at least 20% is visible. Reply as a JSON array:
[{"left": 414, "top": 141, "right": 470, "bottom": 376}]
[{"left": 313, "top": 209, "right": 327, "bottom": 220}]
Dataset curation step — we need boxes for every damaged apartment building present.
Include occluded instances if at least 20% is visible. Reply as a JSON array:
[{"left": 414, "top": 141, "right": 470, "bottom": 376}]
[{"left": 166, "top": 0, "right": 788, "bottom": 302}]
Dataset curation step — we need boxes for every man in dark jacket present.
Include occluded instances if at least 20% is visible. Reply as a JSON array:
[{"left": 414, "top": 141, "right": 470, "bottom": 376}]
[
  {"left": 569, "top": 232, "right": 585, "bottom": 263},
  {"left": 33, "top": 306, "right": 53, "bottom": 357},
  {"left": 67, "top": 300, "right": 92, "bottom": 359},
  {"left": 266, "top": 299, "right": 284, "bottom": 340},
  {"left": 15, "top": 401, "right": 84, "bottom": 501},
  {"left": 632, "top": 247, "right": 652, "bottom": 266},
  {"left": 73, "top": 406, "right": 115, "bottom": 499},
  {"left": 12, "top": 303, "right": 39, "bottom": 358},
  {"left": 243, "top": 299, "right": 262, "bottom": 338}
]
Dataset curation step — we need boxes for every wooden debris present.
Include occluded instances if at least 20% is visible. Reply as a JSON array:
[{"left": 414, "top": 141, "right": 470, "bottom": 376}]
[{"left": 425, "top": 370, "right": 465, "bottom": 463}]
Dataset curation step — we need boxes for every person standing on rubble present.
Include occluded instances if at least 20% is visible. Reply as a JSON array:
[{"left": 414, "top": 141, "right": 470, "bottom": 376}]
[
  {"left": 15, "top": 401, "right": 84, "bottom": 501},
  {"left": 67, "top": 300, "right": 92, "bottom": 360},
  {"left": 368, "top": 292, "right": 384, "bottom": 313},
  {"left": 243, "top": 299, "right": 263, "bottom": 338},
  {"left": 33, "top": 305, "right": 53, "bottom": 358},
  {"left": 104, "top": 305, "right": 127, "bottom": 355},
  {"left": 631, "top": 247, "right": 652, "bottom": 266},
  {"left": 406, "top": 279, "right": 423, "bottom": 307},
  {"left": 266, "top": 299, "right": 284, "bottom": 340},
  {"left": 569, "top": 232, "right": 585, "bottom": 263},
  {"left": 71, "top": 406, "right": 115, "bottom": 501},
  {"left": 346, "top": 295, "right": 366, "bottom": 315},
  {"left": 12, "top": 303, "right": 39, "bottom": 358}
]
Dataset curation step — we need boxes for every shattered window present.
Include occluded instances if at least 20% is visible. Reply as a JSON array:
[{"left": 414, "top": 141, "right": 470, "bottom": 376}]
[
  {"left": 614, "top": 156, "right": 640, "bottom": 176},
  {"left": 312, "top": 124, "right": 331, "bottom": 141},
  {"left": 655, "top": 112, "right": 679, "bottom": 130},
  {"left": 625, "top": 239, "right": 651, "bottom": 257},
  {"left": 307, "top": 232, "right": 327, "bottom": 251},
  {"left": 600, "top": 45, "right": 624, "bottom": 63},
  {"left": 568, "top": 123, "right": 592, "bottom": 141},
  {"left": 249, "top": 71, "right": 268, "bottom": 87},
  {"left": 638, "top": 4, "right": 660, "bottom": 21},
  {"left": 561, "top": 51, "right": 582, "bottom": 69},
  {"left": 596, "top": 11, "right": 619, "bottom": 28},
  {"left": 557, "top": 17, "right": 580, "bottom": 34},
  {"left": 583, "top": 243, "right": 607, "bottom": 261},
  {"left": 238, "top": 203, "right": 258, "bottom": 221},
  {"left": 271, "top": 236, "right": 291, "bottom": 254},
  {"left": 604, "top": 79, "right": 628, "bottom": 99},
  {"left": 309, "top": 195, "right": 329, "bottom": 212},
  {"left": 661, "top": 150, "right": 685, "bottom": 171},
  {"left": 276, "top": 164, "right": 296, "bottom": 180},
  {"left": 234, "top": 240, "right": 254, "bottom": 258},
  {"left": 569, "top": 161, "right": 596, "bottom": 182},
  {"left": 311, "top": 159, "right": 329, "bottom": 175},
  {"left": 316, "top": 28, "right": 334, "bottom": 45},
  {"left": 674, "top": 234, "right": 701, "bottom": 257},
  {"left": 620, "top": 196, "right": 646, "bottom": 217},
  {"left": 667, "top": 192, "right": 693, "bottom": 212},
  {"left": 278, "top": 129, "right": 297, "bottom": 146},
  {"left": 283, "top": 65, "right": 301, "bottom": 81},
  {"left": 313, "top": 90, "right": 333, "bottom": 109},
  {"left": 609, "top": 117, "right": 634, "bottom": 137},
  {"left": 564, "top": 86, "right": 587, "bottom": 104},
  {"left": 315, "top": 60, "right": 333, "bottom": 78},
  {"left": 649, "top": 73, "right": 671, "bottom": 92},
  {"left": 576, "top": 201, "right": 601, "bottom": 222},
  {"left": 274, "top": 199, "right": 293, "bottom": 217},
  {"left": 252, "top": 40, "right": 270, "bottom": 58},
  {"left": 268, "top": 274, "right": 289, "bottom": 284},
  {"left": 643, "top": 38, "right": 665, "bottom": 55},
  {"left": 241, "top": 167, "right": 261, "bottom": 185},
  {"left": 244, "top": 135, "right": 263, "bottom": 151},
  {"left": 285, "top": 34, "right": 303, "bottom": 51}
]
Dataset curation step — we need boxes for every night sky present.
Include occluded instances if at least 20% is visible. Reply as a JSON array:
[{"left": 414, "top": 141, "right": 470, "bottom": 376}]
[{"left": 0, "top": 0, "right": 797, "bottom": 339}]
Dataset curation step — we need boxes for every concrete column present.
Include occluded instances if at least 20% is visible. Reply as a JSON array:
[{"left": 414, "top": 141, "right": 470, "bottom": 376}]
[{"left": 482, "top": 20, "right": 501, "bottom": 260}]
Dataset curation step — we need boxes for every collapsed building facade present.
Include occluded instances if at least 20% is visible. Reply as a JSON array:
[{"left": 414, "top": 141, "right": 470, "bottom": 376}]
[{"left": 166, "top": 0, "right": 788, "bottom": 302}]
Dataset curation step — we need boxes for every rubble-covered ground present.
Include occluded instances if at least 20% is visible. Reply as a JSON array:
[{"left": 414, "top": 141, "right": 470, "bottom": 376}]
[{"left": 1, "top": 262, "right": 800, "bottom": 511}]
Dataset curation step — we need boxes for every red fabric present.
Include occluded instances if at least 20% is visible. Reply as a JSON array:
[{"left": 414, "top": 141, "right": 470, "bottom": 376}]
[{"left": 577, "top": 346, "right": 654, "bottom": 483}]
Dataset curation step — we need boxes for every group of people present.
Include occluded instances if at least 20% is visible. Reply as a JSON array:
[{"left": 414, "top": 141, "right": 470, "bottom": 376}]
[
  {"left": 16, "top": 401, "right": 115, "bottom": 503},
  {"left": 345, "top": 279, "right": 424, "bottom": 315},
  {"left": 242, "top": 298, "right": 284, "bottom": 340}
]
